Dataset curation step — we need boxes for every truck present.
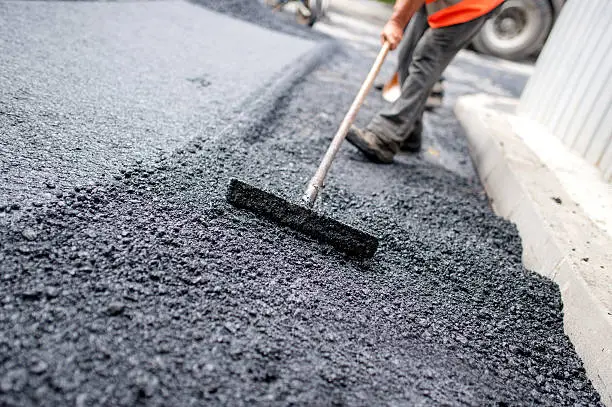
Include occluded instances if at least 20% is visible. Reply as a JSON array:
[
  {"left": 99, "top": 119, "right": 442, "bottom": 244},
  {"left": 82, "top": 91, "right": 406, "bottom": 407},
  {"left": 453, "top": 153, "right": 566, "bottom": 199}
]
[
  {"left": 286, "top": 0, "right": 566, "bottom": 62},
  {"left": 471, "top": 0, "right": 566, "bottom": 61}
]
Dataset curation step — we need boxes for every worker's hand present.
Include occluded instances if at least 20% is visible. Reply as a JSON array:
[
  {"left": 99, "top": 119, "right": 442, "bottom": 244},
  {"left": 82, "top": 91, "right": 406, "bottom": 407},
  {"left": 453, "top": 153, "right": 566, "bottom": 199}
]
[{"left": 381, "top": 19, "right": 403, "bottom": 50}]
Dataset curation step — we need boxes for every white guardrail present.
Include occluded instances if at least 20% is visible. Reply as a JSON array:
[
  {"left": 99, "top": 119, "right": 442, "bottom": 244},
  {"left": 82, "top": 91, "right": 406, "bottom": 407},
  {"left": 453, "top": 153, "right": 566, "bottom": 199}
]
[{"left": 518, "top": 0, "right": 612, "bottom": 182}]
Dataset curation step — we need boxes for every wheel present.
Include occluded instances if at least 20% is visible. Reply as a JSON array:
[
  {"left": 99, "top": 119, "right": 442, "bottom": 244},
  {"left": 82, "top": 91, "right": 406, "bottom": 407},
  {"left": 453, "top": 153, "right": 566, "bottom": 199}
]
[
  {"left": 305, "top": 0, "right": 320, "bottom": 26},
  {"left": 302, "top": 0, "right": 329, "bottom": 26},
  {"left": 471, "top": 0, "right": 553, "bottom": 61}
]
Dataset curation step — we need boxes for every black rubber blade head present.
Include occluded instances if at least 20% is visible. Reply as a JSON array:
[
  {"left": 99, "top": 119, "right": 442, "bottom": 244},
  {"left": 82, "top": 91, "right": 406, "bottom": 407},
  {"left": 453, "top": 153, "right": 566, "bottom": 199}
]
[{"left": 227, "top": 178, "right": 378, "bottom": 258}]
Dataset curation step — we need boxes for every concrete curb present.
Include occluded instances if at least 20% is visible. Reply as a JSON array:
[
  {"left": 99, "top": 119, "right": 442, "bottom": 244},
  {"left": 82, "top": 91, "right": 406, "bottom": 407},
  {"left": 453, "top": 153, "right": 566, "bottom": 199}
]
[{"left": 455, "top": 93, "right": 612, "bottom": 406}]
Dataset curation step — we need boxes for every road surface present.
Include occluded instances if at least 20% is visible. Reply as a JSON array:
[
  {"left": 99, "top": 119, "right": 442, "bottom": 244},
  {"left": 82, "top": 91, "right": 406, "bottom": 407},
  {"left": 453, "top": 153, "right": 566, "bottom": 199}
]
[{"left": 0, "top": 1, "right": 602, "bottom": 406}]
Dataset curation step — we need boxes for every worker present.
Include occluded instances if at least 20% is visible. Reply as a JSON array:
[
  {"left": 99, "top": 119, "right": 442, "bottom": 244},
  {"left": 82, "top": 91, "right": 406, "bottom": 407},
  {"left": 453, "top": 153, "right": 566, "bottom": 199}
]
[{"left": 346, "top": 0, "right": 504, "bottom": 162}]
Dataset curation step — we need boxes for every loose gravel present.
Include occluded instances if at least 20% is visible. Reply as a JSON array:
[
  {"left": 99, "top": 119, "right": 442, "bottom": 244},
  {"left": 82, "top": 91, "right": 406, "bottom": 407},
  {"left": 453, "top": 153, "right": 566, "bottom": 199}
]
[
  {"left": 0, "top": 0, "right": 314, "bottom": 207},
  {"left": 0, "top": 0, "right": 603, "bottom": 406}
]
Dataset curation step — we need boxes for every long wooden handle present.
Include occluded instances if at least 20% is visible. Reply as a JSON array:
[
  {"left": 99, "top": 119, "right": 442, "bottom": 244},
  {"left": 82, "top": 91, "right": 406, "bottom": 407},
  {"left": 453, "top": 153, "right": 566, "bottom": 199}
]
[{"left": 302, "top": 41, "right": 391, "bottom": 207}]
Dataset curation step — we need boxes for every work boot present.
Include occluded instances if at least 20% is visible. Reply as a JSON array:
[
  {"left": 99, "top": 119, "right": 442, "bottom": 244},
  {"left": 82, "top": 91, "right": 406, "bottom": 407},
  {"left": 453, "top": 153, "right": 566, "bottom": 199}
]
[
  {"left": 399, "top": 120, "right": 422, "bottom": 152},
  {"left": 425, "top": 77, "right": 444, "bottom": 111},
  {"left": 431, "top": 79, "right": 444, "bottom": 96},
  {"left": 425, "top": 95, "right": 443, "bottom": 111},
  {"left": 346, "top": 126, "right": 395, "bottom": 164}
]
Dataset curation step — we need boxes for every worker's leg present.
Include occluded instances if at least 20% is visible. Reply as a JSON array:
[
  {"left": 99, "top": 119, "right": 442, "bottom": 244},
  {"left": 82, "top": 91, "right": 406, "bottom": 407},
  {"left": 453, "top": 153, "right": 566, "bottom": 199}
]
[
  {"left": 396, "top": 6, "right": 429, "bottom": 85},
  {"left": 375, "top": 7, "right": 427, "bottom": 91},
  {"left": 367, "top": 15, "right": 490, "bottom": 151}
]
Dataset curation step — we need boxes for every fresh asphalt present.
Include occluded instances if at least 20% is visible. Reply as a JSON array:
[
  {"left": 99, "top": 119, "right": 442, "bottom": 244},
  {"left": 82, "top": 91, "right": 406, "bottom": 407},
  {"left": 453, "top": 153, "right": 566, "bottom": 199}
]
[
  {"left": 0, "top": 0, "right": 603, "bottom": 406},
  {"left": 0, "top": 0, "right": 315, "bottom": 207}
]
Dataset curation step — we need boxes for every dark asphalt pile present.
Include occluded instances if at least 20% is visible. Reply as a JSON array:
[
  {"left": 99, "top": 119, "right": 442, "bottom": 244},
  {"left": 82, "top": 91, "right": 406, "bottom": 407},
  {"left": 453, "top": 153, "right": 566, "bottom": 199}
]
[{"left": 0, "top": 1, "right": 602, "bottom": 406}]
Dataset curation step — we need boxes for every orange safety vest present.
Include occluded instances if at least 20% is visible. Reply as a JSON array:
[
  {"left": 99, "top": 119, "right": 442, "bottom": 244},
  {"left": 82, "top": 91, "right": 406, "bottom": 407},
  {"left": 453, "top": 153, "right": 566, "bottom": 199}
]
[{"left": 425, "top": 0, "right": 505, "bottom": 28}]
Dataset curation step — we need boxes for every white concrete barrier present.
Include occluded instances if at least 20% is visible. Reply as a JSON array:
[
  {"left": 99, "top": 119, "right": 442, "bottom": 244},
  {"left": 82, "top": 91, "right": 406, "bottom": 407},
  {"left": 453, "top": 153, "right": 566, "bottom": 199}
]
[{"left": 518, "top": 0, "right": 612, "bottom": 181}]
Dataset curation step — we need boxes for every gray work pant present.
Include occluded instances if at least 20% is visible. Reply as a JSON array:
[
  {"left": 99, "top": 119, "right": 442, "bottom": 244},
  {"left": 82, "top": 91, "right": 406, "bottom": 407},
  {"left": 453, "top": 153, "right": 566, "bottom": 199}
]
[{"left": 367, "top": 8, "right": 490, "bottom": 150}]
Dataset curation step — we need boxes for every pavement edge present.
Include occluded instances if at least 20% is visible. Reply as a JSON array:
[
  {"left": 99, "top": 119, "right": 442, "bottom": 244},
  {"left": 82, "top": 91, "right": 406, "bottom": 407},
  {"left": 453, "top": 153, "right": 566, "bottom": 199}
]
[{"left": 455, "top": 93, "right": 612, "bottom": 406}]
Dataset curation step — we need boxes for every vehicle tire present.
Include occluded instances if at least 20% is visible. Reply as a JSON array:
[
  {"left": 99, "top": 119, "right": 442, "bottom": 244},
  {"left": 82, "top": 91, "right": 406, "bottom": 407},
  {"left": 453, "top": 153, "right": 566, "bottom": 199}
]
[
  {"left": 472, "top": 0, "right": 553, "bottom": 61},
  {"left": 304, "top": 0, "right": 329, "bottom": 26},
  {"left": 307, "top": 0, "right": 320, "bottom": 27}
]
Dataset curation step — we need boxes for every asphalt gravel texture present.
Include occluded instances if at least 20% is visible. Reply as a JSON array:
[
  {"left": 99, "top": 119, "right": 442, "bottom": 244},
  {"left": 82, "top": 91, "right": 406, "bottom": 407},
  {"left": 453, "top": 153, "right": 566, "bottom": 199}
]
[
  {"left": 0, "top": 0, "right": 314, "bottom": 207},
  {"left": 0, "top": 0, "right": 603, "bottom": 406}
]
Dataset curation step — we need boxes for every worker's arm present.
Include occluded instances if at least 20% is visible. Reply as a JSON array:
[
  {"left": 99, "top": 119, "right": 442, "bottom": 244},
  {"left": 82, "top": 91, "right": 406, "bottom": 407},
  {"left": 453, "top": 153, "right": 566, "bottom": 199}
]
[{"left": 382, "top": 0, "right": 426, "bottom": 50}]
